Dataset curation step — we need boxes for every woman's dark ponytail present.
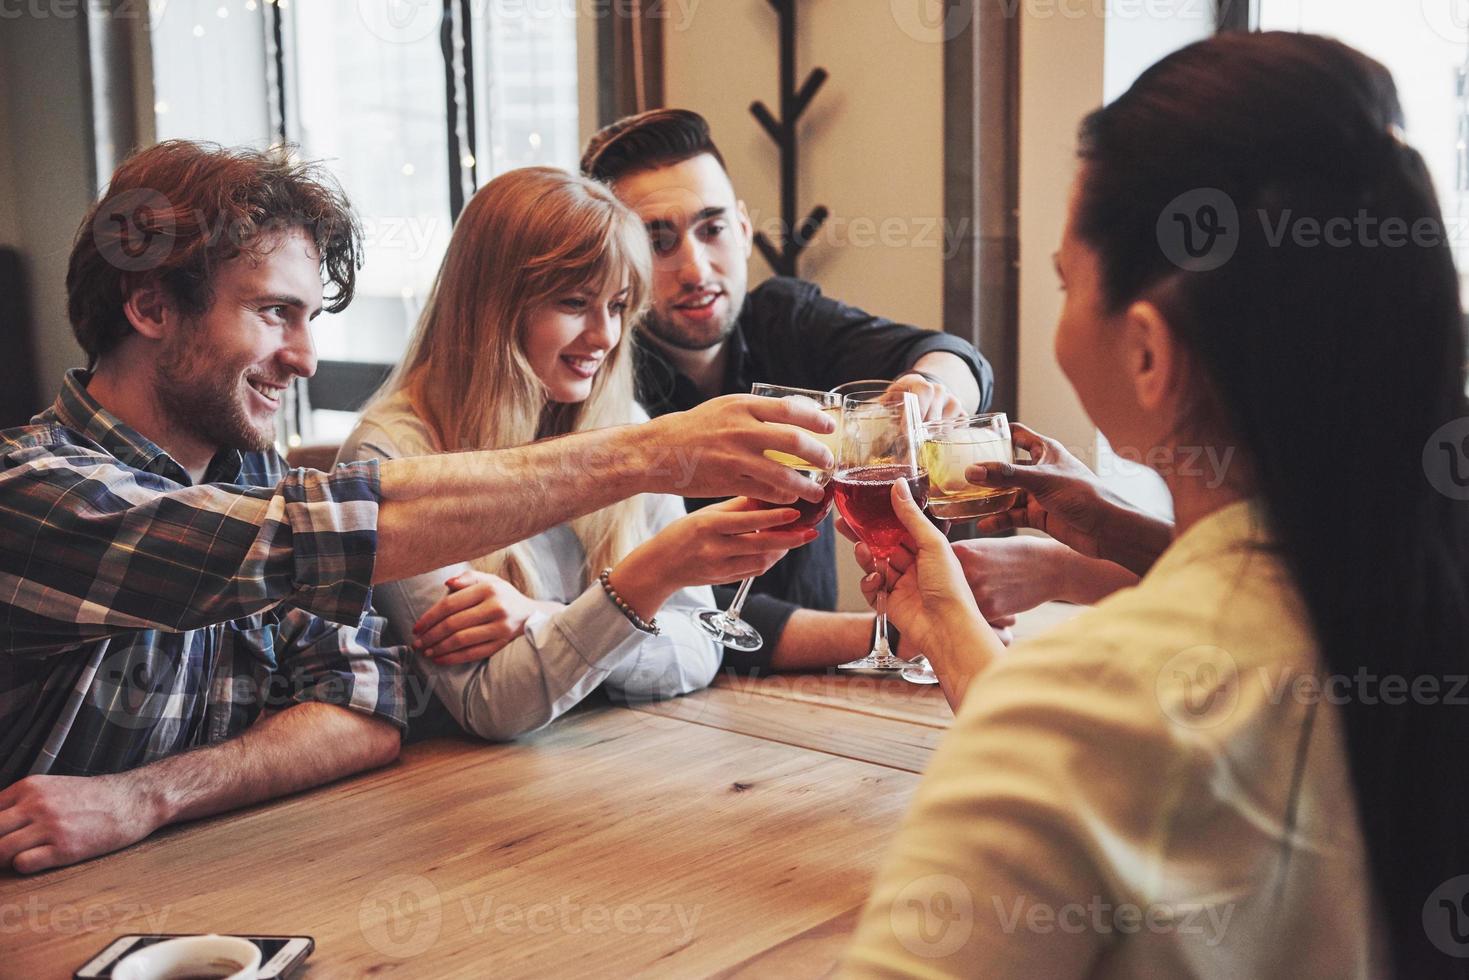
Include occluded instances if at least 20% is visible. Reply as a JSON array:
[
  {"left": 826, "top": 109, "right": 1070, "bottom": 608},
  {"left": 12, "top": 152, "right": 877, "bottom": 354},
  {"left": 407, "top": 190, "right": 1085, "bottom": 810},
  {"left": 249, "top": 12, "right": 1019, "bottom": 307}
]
[{"left": 1075, "top": 32, "right": 1469, "bottom": 977}]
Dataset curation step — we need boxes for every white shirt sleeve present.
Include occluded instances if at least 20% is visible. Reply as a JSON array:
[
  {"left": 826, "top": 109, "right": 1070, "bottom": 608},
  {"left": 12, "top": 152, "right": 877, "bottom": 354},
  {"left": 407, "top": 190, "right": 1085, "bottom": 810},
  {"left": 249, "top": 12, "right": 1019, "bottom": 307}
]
[
  {"left": 599, "top": 490, "right": 724, "bottom": 700},
  {"left": 339, "top": 401, "right": 721, "bottom": 742}
]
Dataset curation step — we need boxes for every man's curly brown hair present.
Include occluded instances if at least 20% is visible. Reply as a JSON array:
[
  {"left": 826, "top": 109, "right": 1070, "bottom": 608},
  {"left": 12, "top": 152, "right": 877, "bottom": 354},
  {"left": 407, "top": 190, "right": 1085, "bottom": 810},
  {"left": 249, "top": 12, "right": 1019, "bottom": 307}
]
[{"left": 67, "top": 140, "right": 363, "bottom": 365}]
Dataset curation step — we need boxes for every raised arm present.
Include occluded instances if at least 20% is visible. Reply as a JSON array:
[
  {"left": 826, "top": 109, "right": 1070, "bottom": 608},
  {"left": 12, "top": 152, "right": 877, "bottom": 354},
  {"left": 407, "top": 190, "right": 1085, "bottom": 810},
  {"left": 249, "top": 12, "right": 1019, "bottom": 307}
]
[
  {"left": 1, "top": 395, "right": 832, "bottom": 654},
  {"left": 970, "top": 423, "right": 1174, "bottom": 577},
  {"left": 953, "top": 536, "right": 1141, "bottom": 621},
  {"left": 906, "top": 350, "right": 983, "bottom": 414},
  {"left": 852, "top": 480, "right": 1004, "bottom": 711},
  {"left": 774, "top": 278, "right": 992, "bottom": 413},
  {"left": 372, "top": 394, "right": 833, "bottom": 583},
  {"left": 0, "top": 447, "right": 387, "bottom": 651}
]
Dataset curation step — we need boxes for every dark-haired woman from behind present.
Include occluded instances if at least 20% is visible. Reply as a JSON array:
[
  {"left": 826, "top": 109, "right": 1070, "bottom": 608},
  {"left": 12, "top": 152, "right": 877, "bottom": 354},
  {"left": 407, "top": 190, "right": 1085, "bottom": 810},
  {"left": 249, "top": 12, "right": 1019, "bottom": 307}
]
[{"left": 841, "top": 32, "right": 1469, "bottom": 978}]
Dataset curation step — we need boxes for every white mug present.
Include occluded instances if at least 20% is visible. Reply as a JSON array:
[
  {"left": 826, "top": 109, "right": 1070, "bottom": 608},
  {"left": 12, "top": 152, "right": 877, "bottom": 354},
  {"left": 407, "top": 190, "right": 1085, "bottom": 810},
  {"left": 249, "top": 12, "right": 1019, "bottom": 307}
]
[{"left": 112, "top": 934, "right": 261, "bottom": 980}]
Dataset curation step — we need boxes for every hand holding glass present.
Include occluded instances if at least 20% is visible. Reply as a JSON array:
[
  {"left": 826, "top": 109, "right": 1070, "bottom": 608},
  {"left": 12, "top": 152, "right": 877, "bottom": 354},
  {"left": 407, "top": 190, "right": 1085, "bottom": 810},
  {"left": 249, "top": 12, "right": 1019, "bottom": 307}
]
[
  {"left": 921, "top": 413, "right": 1019, "bottom": 520},
  {"left": 899, "top": 413, "right": 1018, "bottom": 684},
  {"left": 832, "top": 389, "right": 927, "bottom": 670},
  {"left": 690, "top": 384, "right": 840, "bottom": 652}
]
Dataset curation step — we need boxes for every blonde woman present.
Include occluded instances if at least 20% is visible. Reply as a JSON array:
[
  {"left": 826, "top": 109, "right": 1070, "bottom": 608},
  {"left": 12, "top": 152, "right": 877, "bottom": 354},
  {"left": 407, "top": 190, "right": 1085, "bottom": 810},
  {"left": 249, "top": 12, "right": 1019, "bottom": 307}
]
[{"left": 339, "top": 167, "right": 815, "bottom": 741}]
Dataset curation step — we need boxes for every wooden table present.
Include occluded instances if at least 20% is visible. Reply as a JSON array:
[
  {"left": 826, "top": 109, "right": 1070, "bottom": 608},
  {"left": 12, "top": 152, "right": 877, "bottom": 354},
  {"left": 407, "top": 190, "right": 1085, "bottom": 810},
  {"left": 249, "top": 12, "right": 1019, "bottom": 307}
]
[{"left": 0, "top": 605, "right": 1081, "bottom": 979}]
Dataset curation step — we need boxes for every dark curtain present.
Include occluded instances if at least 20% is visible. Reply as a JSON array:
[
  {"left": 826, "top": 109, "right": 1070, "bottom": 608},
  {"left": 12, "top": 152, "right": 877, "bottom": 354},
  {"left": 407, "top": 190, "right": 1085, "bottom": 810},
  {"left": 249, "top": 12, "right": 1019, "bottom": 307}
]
[
  {"left": 598, "top": 2, "right": 665, "bottom": 127},
  {"left": 0, "top": 249, "right": 40, "bottom": 428}
]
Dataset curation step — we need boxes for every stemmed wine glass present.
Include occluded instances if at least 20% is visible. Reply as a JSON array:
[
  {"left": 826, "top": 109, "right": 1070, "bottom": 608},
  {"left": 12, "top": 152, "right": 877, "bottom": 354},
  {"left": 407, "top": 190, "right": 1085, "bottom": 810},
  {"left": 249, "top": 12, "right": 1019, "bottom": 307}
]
[
  {"left": 900, "top": 412, "right": 1020, "bottom": 684},
  {"left": 690, "top": 383, "right": 841, "bottom": 652},
  {"left": 831, "top": 389, "right": 927, "bottom": 671}
]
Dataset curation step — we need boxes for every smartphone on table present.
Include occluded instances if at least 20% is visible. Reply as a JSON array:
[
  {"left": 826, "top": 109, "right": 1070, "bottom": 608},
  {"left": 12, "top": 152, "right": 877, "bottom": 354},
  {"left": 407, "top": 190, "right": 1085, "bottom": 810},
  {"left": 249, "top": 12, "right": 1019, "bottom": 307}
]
[{"left": 73, "top": 934, "right": 314, "bottom": 978}]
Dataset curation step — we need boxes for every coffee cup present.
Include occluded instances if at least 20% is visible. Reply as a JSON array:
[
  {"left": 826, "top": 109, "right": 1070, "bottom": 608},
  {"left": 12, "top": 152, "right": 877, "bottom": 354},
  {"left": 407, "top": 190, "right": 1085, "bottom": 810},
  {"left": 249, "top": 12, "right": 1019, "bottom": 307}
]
[{"left": 112, "top": 934, "right": 261, "bottom": 980}]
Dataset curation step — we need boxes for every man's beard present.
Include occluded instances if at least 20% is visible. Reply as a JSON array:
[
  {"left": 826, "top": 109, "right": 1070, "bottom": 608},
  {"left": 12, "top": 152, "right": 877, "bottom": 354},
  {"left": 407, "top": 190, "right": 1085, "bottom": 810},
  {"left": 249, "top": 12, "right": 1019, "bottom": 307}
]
[
  {"left": 641, "top": 295, "right": 743, "bottom": 353},
  {"left": 155, "top": 336, "right": 276, "bottom": 455},
  {"left": 639, "top": 310, "right": 734, "bottom": 352}
]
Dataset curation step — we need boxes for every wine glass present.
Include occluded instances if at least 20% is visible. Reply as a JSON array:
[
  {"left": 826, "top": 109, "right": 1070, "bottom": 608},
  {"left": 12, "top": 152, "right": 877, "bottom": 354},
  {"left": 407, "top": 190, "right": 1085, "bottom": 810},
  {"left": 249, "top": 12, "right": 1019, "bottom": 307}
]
[
  {"left": 900, "top": 413, "right": 1019, "bottom": 684},
  {"left": 831, "top": 389, "right": 927, "bottom": 670},
  {"left": 690, "top": 383, "right": 841, "bottom": 652},
  {"left": 921, "top": 413, "right": 1019, "bottom": 520},
  {"left": 831, "top": 380, "right": 946, "bottom": 679},
  {"left": 900, "top": 656, "right": 942, "bottom": 684},
  {"left": 829, "top": 379, "right": 893, "bottom": 405}
]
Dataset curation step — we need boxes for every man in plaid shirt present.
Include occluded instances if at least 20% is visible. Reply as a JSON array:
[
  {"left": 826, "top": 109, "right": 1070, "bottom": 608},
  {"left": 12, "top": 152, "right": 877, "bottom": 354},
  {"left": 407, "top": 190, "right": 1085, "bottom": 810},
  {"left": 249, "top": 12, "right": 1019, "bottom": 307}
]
[{"left": 0, "top": 141, "right": 835, "bottom": 874}]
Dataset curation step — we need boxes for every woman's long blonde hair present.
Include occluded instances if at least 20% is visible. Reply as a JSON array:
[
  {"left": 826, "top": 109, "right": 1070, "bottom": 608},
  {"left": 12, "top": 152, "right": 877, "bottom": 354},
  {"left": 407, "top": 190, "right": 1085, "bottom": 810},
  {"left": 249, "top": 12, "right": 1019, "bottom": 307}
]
[{"left": 381, "top": 166, "right": 654, "bottom": 596}]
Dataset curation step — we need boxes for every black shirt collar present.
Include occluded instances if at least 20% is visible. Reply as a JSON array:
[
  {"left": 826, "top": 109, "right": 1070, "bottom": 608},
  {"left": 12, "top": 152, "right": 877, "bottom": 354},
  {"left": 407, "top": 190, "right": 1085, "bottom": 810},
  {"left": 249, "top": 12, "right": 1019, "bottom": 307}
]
[{"left": 634, "top": 320, "right": 754, "bottom": 415}]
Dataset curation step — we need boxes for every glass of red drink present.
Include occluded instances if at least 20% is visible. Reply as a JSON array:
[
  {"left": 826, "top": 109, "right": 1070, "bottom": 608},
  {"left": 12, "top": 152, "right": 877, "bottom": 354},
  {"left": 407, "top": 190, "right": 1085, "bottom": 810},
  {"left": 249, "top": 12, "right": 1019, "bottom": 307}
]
[
  {"left": 689, "top": 384, "right": 840, "bottom": 652},
  {"left": 832, "top": 389, "right": 927, "bottom": 670}
]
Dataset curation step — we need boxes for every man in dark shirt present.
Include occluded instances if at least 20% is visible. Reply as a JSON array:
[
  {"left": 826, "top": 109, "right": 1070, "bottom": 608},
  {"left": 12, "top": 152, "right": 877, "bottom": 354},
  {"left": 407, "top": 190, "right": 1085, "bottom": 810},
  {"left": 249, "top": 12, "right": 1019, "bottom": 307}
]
[{"left": 583, "top": 109, "right": 995, "bottom": 671}]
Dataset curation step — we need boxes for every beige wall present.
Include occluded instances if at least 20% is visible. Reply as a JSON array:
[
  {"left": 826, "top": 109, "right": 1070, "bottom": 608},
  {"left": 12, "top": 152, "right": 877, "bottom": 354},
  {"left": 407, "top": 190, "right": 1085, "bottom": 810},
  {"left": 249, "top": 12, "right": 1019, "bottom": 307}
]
[
  {"left": 2, "top": 14, "right": 95, "bottom": 407},
  {"left": 662, "top": 2, "right": 945, "bottom": 614},
  {"left": 0, "top": 85, "right": 19, "bottom": 249},
  {"left": 662, "top": 1, "right": 945, "bottom": 330},
  {"left": 1018, "top": 5, "right": 1207, "bottom": 518},
  {"left": 1016, "top": 6, "right": 1106, "bottom": 469}
]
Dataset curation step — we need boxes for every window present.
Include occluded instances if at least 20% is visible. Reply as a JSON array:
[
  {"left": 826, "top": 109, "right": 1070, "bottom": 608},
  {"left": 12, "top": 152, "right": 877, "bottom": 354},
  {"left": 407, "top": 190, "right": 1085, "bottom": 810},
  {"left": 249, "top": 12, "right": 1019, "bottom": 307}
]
[
  {"left": 147, "top": 0, "right": 581, "bottom": 444},
  {"left": 479, "top": 2, "right": 581, "bottom": 174},
  {"left": 288, "top": 7, "right": 454, "bottom": 401},
  {"left": 1256, "top": 1, "right": 1469, "bottom": 295},
  {"left": 150, "top": 1, "right": 271, "bottom": 146}
]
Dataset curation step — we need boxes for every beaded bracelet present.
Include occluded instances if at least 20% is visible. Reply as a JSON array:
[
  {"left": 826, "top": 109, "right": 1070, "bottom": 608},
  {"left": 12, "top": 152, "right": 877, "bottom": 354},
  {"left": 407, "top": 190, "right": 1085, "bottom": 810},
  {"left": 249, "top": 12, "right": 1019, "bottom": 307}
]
[{"left": 597, "top": 568, "right": 661, "bottom": 635}]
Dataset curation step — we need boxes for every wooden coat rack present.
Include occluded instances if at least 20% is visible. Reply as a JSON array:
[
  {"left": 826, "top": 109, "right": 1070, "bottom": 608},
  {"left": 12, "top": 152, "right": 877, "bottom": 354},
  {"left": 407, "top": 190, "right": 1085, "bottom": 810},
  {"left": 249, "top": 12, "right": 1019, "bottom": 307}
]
[{"left": 749, "top": 0, "right": 829, "bottom": 278}]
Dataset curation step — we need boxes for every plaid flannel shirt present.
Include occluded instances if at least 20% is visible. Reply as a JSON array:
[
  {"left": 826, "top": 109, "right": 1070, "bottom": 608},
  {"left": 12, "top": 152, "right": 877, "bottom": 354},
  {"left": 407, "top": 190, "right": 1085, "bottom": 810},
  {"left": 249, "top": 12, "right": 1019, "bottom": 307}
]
[{"left": 0, "top": 370, "right": 408, "bottom": 786}]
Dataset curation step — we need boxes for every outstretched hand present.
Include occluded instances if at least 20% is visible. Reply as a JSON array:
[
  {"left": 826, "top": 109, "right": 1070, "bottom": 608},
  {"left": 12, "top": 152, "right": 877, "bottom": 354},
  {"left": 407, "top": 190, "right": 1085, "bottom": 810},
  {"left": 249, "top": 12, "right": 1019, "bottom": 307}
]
[
  {"left": 887, "top": 374, "right": 966, "bottom": 423},
  {"left": 967, "top": 423, "right": 1173, "bottom": 576},
  {"left": 629, "top": 496, "right": 818, "bottom": 591},
  {"left": 603, "top": 496, "right": 820, "bottom": 630},
  {"left": 968, "top": 423, "right": 1112, "bottom": 555},
  {"left": 835, "top": 512, "right": 1016, "bottom": 643},
  {"left": 647, "top": 393, "right": 836, "bottom": 506}
]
